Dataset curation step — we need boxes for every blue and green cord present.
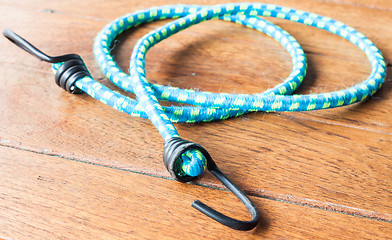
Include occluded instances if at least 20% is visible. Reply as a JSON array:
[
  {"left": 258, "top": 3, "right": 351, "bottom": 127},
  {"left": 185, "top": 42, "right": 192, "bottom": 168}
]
[{"left": 51, "top": 3, "right": 386, "bottom": 178}]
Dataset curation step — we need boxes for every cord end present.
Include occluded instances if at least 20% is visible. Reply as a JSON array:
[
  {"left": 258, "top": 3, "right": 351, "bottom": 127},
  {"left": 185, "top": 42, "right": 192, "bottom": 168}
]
[{"left": 163, "top": 137, "right": 209, "bottom": 182}]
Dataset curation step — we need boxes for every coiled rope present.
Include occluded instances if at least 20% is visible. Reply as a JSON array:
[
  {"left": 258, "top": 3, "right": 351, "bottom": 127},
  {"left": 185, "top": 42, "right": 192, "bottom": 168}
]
[
  {"left": 4, "top": 3, "right": 386, "bottom": 230},
  {"left": 56, "top": 3, "right": 386, "bottom": 177}
]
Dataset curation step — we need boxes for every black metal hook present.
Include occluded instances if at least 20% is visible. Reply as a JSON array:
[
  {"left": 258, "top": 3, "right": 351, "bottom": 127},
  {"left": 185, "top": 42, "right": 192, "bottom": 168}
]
[
  {"left": 163, "top": 137, "right": 259, "bottom": 231},
  {"left": 3, "top": 29, "right": 89, "bottom": 94},
  {"left": 193, "top": 162, "right": 259, "bottom": 231},
  {"left": 3, "top": 28, "right": 80, "bottom": 63}
]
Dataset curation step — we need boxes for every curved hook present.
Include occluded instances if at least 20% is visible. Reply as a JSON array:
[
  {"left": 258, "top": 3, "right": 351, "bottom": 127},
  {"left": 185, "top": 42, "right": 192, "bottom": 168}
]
[
  {"left": 3, "top": 29, "right": 80, "bottom": 63},
  {"left": 192, "top": 160, "right": 259, "bottom": 231},
  {"left": 3, "top": 29, "right": 89, "bottom": 94},
  {"left": 163, "top": 137, "right": 259, "bottom": 231}
]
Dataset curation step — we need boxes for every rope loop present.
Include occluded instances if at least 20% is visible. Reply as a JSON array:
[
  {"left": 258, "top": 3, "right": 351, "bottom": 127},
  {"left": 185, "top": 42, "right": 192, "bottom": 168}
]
[
  {"left": 80, "top": 3, "right": 386, "bottom": 177},
  {"left": 5, "top": 3, "right": 386, "bottom": 181},
  {"left": 4, "top": 3, "right": 387, "bottom": 231}
]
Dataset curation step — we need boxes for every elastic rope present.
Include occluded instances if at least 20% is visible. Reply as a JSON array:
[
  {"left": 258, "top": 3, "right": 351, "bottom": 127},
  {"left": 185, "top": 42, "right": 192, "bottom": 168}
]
[{"left": 52, "top": 3, "right": 386, "bottom": 178}]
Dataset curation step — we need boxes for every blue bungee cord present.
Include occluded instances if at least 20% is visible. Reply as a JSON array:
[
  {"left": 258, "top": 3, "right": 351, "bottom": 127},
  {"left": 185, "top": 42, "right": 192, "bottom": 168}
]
[{"left": 4, "top": 3, "right": 386, "bottom": 231}]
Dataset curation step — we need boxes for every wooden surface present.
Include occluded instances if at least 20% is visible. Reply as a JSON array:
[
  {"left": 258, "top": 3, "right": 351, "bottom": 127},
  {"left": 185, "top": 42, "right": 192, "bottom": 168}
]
[{"left": 0, "top": 0, "right": 391, "bottom": 239}]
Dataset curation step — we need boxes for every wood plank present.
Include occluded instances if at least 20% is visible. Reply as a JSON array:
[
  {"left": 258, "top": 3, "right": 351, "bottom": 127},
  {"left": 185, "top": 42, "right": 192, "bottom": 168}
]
[
  {"left": 1, "top": 0, "right": 392, "bottom": 62},
  {"left": 1, "top": 0, "right": 391, "bottom": 219},
  {"left": 317, "top": 0, "right": 392, "bottom": 11},
  {"left": 0, "top": 146, "right": 391, "bottom": 239},
  {"left": 0, "top": 0, "right": 391, "bottom": 228},
  {"left": 0, "top": 1, "right": 391, "bottom": 133},
  {"left": 1, "top": 62, "right": 391, "bottom": 219}
]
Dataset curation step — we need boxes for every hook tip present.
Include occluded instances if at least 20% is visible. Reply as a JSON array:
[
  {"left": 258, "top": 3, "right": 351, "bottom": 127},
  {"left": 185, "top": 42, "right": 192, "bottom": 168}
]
[
  {"left": 191, "top": 199, "right": 258, "bottom": 231},
  {"left": 3, "top": 28, "right": 16, "bottom": 41}
]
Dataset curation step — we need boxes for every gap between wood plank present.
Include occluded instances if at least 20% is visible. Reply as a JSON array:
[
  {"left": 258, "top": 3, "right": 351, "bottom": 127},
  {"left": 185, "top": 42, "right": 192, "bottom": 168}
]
[{"left": 1, "top": 142, "right": 391, "bottom": 224}]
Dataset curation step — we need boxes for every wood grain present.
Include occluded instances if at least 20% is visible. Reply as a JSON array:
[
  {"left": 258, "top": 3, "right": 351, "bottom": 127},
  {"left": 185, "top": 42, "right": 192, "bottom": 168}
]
[
  {"left": 0, "top": 0, "right": 391, "bottom": 238},
  {"left": 1, "top": 146, "right": 391, "bottom": 239},
  {"left": 2, "top": 0, "right": 392, "bottom": 60},
  {"left": 315, "top": 0, "right": 392, "bottom": 11},
  {"left": 1, "top": 0, "right": 391, "bottom": 132}
]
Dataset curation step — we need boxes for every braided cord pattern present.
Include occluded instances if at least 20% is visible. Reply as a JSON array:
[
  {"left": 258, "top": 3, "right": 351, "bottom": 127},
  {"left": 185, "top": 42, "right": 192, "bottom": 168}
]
[{"left": 53, "top": 3, "right": 386, "bottom": 178}]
